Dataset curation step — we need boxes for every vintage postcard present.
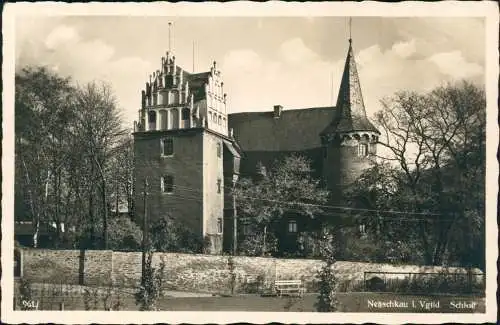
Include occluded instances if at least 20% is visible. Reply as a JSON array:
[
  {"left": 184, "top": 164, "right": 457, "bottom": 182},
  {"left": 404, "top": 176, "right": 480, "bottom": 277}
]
[{"left": 2, "top": 1, "right": 498, "bottom": 324}]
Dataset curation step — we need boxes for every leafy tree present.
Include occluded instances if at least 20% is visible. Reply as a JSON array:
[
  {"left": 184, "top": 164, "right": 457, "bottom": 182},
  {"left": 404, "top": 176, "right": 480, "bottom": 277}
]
[
  {"left": 15, "top": 66, "right": 129, "bottom": 250},
  {"left": 15, "top": 66, "right": 76, "bottom": 247},
  {"left": 234, "top": 155, "right": 329, "bottom": 255}
]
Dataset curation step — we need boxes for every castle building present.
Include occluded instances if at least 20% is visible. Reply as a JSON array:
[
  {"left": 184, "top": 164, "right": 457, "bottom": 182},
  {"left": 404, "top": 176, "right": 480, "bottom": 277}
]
[
  {"left": 133, "top": 53, "right": 241, "bottom": 254},
  {"left": 133, "top": 38, "right": 379, "bottom": 254}
]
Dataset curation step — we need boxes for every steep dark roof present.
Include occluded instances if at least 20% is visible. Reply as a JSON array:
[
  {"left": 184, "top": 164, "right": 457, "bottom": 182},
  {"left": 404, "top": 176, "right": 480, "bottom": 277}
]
[
  {"left": 321, "top": 40, "right": 379, "bottom": 135},
  {"left": 228, "top": 106, "right": 336, "bottom": 152}
]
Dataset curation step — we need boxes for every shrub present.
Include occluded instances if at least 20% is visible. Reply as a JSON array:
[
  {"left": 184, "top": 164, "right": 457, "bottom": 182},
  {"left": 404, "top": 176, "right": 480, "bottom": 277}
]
[
  {"left": 239, "top": 230, "right": 278, "bottom": 257},
  {"left": 151, "top": 215, "right": 203, "bottom": 253},
  {"left": 227, "top": 256, "right": 236, "bottom": 295},
  {"left": 315, "top": 228, "right": 338, "bottom": 312},
  {"left": 83, "top": 287, "right": 100, "bottom": 310},
  {"left": 108, "top": 216, "right": 143, "bottom": 251},
  {"left": 135, "top": 252, "right": 166, "bottom": 311}
]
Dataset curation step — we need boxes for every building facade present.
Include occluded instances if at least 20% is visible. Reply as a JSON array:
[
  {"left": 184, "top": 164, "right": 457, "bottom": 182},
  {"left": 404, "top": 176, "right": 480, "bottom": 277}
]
[
  {"left": 133, "top": 53, "right": 240, "bottom": 254},
  {"left": 133, "top": 38, "right": 379, "bottom": 254}
]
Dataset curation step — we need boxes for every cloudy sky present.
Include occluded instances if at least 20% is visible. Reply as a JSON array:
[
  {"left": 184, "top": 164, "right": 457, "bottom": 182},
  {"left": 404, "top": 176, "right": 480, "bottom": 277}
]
[{"left": 15, "top": 16, "right": 485, "bottom": 128}]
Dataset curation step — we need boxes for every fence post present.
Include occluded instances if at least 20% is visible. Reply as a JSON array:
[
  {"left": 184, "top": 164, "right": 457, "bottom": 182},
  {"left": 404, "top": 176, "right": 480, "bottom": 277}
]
[
  {"left": 363, "top": 272, "right": 366, "bottom": 291},
  {"left": 59, "top": 302, "right": 64, "bottom": 310}
]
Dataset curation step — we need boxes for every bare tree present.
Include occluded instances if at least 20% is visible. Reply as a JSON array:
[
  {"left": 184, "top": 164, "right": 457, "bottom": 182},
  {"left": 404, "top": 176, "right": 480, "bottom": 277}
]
[
  {"left": 72, "top": 81, "right": 127, "bottom": 249},
  {"left": 373, "top": 80, "right": 485, "bottom": 265}
]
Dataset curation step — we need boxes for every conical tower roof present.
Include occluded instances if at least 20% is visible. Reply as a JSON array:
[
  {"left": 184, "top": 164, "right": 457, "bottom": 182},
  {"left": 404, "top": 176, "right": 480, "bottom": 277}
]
[{"left": 321, "top": 39, "right": 379, "bottom": 136}]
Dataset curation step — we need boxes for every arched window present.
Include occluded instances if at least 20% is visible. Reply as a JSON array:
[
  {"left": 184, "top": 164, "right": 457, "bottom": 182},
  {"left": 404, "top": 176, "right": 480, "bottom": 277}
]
[
  {"left": 148, "top": 110, "right": 157, "bottom": 131},
  {"left": 159, "top": 110, "right": 168, "bottom": 130},
  {"left": 358, "top": 143, "right": 369, "bottom": 157},
  {"left": 170, "top": 91, "right": 179, "bottom": 105},
  {"left": 181, "top": 108, "right": 190, "bottom": 128},
  {"left": 182, "top": 108, "right": 190, "bottom": 120},
  {"left": 170, "top": 108, "right": 179, "bottom": 129},
  {"left": 218, "top": 115, "right": 222, "bottom": 126}
]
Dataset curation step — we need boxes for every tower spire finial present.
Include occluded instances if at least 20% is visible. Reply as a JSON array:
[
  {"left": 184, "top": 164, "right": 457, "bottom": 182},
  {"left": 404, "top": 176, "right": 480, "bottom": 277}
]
[{"left": 349, "top": 17, "right": 352, "bottom": 43}]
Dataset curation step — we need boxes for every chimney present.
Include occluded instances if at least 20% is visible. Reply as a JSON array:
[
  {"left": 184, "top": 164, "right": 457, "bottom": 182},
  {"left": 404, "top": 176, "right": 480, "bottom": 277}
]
[{"left": 273, "top": 105, "right": 283, "bottom": 118}]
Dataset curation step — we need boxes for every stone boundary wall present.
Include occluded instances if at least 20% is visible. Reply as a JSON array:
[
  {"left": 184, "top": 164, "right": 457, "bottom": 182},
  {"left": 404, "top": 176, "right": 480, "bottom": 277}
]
[{"left": 21, "top": 249, "right": 483, "bottom": 294}]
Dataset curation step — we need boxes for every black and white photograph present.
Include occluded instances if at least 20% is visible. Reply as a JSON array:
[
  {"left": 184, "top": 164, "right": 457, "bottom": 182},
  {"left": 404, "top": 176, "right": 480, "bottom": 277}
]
[{"left": 2, "top": 2, "right": 498, "bottom": 324}]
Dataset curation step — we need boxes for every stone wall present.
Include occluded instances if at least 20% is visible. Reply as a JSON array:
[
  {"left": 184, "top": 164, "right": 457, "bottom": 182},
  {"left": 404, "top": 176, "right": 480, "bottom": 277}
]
[
  {"left": 22, "top": 249, "right": 113, "bottom": 286},
  {"left": 21, "top": 249, "right": 484, "bottom": 294}
]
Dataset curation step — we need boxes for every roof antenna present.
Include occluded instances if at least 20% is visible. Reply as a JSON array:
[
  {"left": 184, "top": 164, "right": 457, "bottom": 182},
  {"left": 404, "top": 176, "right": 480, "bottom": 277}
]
[
  {"left": 168, "top": 22, "right": 173, "bottom": 52},
  {"left": 192, "top": 40, "right": 195, "bottom": 73}
]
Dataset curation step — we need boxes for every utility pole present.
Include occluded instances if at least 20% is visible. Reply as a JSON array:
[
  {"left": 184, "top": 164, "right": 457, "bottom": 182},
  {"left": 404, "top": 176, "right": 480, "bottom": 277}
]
[
  {"left": 141, "top": 178, "right": 149, "bottom": 285},
  {"left": 232, "top": 178, "right": 238, "bottom": 255}
]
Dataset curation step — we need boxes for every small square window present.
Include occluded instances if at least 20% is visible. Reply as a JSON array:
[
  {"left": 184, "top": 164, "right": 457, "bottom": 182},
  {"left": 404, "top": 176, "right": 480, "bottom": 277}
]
[
  {"left": 217, "top": 178, "right": 222, "bottom": 194},
  {"left": 288, "top": 220, "right": 298, "bottom": 233},
  {"left": 161, "top": 175, "right": 174, "bottom": 193},
  {"left": 161, "top": 138, "right": 174, "bottom": 156},
  {"left": 217, "top": 218, "right": 223, "bottom": 234}
]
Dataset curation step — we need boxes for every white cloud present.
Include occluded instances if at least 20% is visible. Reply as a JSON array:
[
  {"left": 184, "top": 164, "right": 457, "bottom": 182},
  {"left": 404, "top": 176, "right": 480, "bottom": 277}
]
[
  {"left": 279, "top": 38, "right": 318, "bottom": 65},
  {"left": 15, "top": 19, "right": 484, "bottom": 131},
  {"left": 44, "top": 25, "right": 80, "bottom": 49},
  {"left": 222, "top": 50, "right": 262, "bottom": 73},
  {"left": 17, "top": 24, "right": 152, "bottom": 128},
  {"left": 391, "top": 39, "right": 417, "bottom": 58},
  {"left": 427, "top": 50, "right": 483, "bottom": 80}
]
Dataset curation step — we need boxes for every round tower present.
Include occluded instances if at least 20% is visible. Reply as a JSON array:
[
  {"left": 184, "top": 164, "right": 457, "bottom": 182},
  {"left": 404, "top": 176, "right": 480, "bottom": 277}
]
[{"left": 321, "top": 38, "right": 380, "bottom": 201}]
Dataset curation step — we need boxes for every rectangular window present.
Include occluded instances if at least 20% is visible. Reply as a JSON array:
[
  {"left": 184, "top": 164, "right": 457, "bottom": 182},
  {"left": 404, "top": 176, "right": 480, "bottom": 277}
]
[
  {"left": 288, "top": 220, "right": 298, "bottom": 233},
  {"left": 358, "top": 143, "right": 368, "bottom": 157},
  {"left": 161, "top": 175, "right": 174, "bottom": 193},
  {"left": 216, "top": 142, "right": 221, "bottom": 158},
  {"left": 161, "top": 138, "right": 174, "bottom": 156},
  {"left": 217, "top": 178, "right": 222, "bottom": 194},
  {"left": 217, "top": 218, "right": 223, "bottom": 234}
]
